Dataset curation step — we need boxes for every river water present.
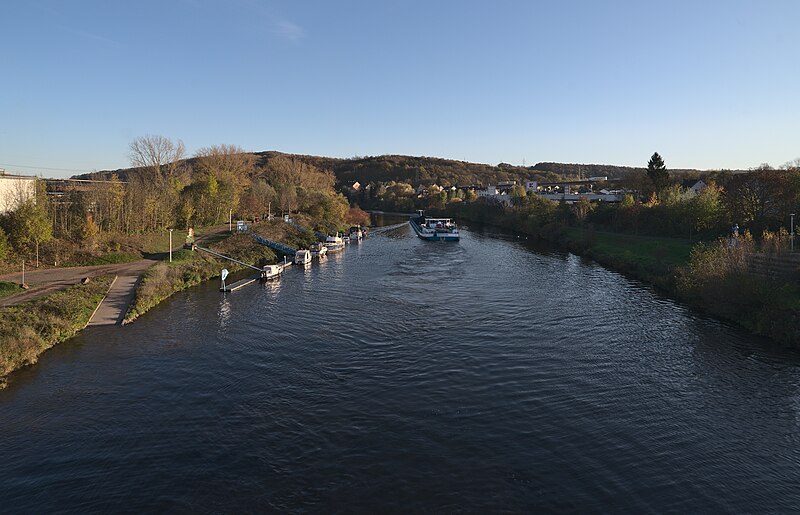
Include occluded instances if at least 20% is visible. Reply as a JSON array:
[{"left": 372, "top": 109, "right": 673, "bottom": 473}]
[{"left": 2, "top": 217, "right": 800, "bottom": 512}]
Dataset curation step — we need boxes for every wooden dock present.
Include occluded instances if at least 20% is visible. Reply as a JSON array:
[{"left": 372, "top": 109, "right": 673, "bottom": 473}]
[{"left": 220, "top": 276, "right": 260, "bottom": 292}]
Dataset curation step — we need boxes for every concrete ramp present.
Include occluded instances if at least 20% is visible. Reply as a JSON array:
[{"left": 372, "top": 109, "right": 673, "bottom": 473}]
[{"left": 87, "top": 275, "right": 140, "bottom": 326}]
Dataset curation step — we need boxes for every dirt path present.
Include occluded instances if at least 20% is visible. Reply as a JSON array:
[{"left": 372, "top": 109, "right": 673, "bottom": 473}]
[{"left": 0, "top": 225, "right": 230, "bottom": 308}]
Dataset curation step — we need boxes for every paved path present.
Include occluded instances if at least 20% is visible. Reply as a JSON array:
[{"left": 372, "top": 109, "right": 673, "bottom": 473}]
[
  {"left": 0, "top": 260, "right": 154, "bottom": 308},
  {"left": 0, "top": 225, "right": 230, "bottom": 311},
  {"left": 87, "top": 275, "right": 141, "bottom": 326}
]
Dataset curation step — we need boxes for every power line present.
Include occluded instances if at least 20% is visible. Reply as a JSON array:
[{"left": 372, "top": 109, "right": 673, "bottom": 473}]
[{"left": 0, "top": 162, "right": 97, "bottom": 173}]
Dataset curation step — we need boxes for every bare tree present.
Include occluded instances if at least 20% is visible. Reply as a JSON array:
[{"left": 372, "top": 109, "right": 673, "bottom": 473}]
[
  {"left": 239, "top": 179, "right": 276, "bottom": 220},
  {"left": 194, "top": 145, "right": 256, "bottom": 186},
  {"left": 129, "top": 135, "right": 185, "bottom": 178},
  {"left": 127, "top": 135, "right": 185, "bottom": 231},
  {"left": 278, "top": 184, "right": 297, "bottom": 215},
  {"left": 725, "top": 166, "right": 792, "bottom": 233},
  {"left": 263, "top": 155, "right": 335, "bottom": 192}
]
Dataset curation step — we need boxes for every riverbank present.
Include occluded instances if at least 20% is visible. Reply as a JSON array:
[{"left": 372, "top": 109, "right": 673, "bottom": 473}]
[
  {"left": 0, "top": 219, "right": 326, "bottom": 386},
  {"left": 0, "top": 276, "right": 113, "bottom": 388},
  {"left": 549, "top": 225, "right": 691, "bottom": 290},
  {"left": 449, "top": 205, "right": 800, "bottom": 346},
  {"left": 124, "top": 219, "right": 319, "bottom": 323},
  {"left": 0, "top": 226, "right": 210, "bottom": 276},
  {"left": 125, "top": 233, "right": 276, "bottom": 323},
  {"left": 549, "top": 226, "right": 799, "bottom": 345}
]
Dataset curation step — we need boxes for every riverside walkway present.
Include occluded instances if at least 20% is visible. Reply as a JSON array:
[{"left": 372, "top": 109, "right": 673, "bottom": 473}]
[
  {"left": 0, "top": 225, "right": 229, "bottom": 326},
  {"left": 0, "top": 259, "right": 153, "bottom": 309},
  {"left": 87, "top": 275, "right": 140, "bottom": 326}
]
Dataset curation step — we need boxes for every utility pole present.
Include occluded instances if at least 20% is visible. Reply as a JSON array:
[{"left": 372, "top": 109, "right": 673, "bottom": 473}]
[
  {"left": 21, "top": 260, "right": 25, "bottom": 286},
  {"left": 169, "top": 228, "right": 174, "bottom": 262},
  {"left": 229, "top": 208, "right": 232, "bottom": 233},
  {"left": 791, "top": 213, "right": 796, "bottom": 252}
]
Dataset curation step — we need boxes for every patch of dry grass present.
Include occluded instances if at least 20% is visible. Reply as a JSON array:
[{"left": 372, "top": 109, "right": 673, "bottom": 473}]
[{"left": 0, "top": 276, "right": 113, "bottom": 387}]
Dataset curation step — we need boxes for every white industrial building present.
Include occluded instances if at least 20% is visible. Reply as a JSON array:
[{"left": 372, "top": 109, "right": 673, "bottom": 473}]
[{"left": 0, "top": 169, "right": 37, "bottom": 214}]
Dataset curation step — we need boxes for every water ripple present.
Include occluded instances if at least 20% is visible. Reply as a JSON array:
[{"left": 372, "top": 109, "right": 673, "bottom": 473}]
[{"left": 2, "top": 220, "right": 800, "bottom": 512}]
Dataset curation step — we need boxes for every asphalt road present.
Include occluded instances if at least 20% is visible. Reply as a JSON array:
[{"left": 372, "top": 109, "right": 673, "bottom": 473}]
[{"left": 0, "top": 225, "right": 230, "bottom": 309}]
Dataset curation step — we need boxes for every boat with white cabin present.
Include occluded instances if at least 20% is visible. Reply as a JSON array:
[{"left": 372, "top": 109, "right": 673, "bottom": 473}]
[
  {"left": 261, "top": 263, "right": 284, "bottom": 280},
  {"left": 294, "top": 249, "right": 312, "bottom": 265},
  {"left": 323, "top": 233, "right": 345, "bottom": 253}
]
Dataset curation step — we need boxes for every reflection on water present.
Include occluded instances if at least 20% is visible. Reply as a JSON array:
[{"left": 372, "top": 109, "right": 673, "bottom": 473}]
[
  {"left": 218, "top": 294, "right": 232, "bottom": 327},
  {"left": 1, "top": 215, "right": 800, "bottom": 512}
]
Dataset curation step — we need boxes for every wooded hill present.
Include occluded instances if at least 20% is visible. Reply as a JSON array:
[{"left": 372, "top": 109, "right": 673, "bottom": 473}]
[
  {"left": 255, "top": 153, "right": 562, "bottom": 186},
  {"left": 77, "top": 151, "right": 744, "bottom": 188},
  {"left": 76, "top": 152, "right": 564, "bottom": 187}
]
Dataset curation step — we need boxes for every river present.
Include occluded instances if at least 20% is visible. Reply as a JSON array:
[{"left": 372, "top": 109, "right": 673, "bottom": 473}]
[{"left": 2, "top": 217, "right": 800, "bottom": 512}]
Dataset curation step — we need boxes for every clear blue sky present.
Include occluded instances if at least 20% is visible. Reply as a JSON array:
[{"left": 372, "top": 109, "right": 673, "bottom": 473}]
[{"left": 1, "top": 0, "right": 798, "bottom": 178}]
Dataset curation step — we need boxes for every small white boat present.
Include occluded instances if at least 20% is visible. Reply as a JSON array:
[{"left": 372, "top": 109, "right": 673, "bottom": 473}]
[
  {"left": 323, "top": 234, "right": 345, "bottom": 253},
  {"left": 294, "top": 249, "right": 312, "bottom": 265},
  {"left": 349, "top": 226, "right": 363, "bottom": 242},
  {"left": 310, "top": 242, "right": 327, "bottom": 259},
  {"left": 261, "top": 264, "right": 284, "bottom": 280}
]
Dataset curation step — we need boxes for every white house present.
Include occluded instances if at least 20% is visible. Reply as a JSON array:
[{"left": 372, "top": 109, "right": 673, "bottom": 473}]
[
  {"left": 0, "top": 170, "right": 36, "bottom": 214},
  {"left": 682, "top": 179, "right": 707, "bottom": 196},
  {"left": 476, "top": 186, "right": 514, "bottom": 205},
  {"left": 477, "top": 185, "right": 499, "bottom": 197}
]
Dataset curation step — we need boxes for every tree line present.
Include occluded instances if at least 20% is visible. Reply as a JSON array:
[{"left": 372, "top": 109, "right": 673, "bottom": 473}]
[
  {"left": 0, "top": 136, "right": 351, "bottom": 265},
  {"left": 353, "top": 152, "right": 800, "bottom": 242}
]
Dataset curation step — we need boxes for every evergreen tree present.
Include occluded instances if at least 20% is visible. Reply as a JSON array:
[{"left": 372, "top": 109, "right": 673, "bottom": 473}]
[{"left": 647, "top": 152, "right": 669, "bottom": 193}]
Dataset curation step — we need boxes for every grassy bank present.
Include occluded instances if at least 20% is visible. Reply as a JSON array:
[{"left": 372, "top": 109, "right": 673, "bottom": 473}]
[
  {"left": 554, "top": 227, "right": 800, "bottom": 344},
  {"left": 0, "top": 282, "right": 18, "bottom": 299},
  {"left": 0, "top": 276, "right": 113, "bottom": 388},
  {"left": 452, "top": 204, "right": 800, "bottom": 345},
  {"left": 452, "top": 203, "right": 693, "bottom": 289},
  {"left": 62, "top": 251, "right": 141, "bottom": 267},
  {"left": 124, "top": 230, "right": 278, "bottom": 323},
  {"left": 551, "top": 226, "right": 692, "bottom": 291}
]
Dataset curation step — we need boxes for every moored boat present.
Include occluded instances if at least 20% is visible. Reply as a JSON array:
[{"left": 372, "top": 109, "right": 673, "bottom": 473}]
[
  {"left": 349, "top": 225, "right": 364, "bottom": 242},
  {"left": 323, "top": 233, "right": 345, "bottom": 252},
  {"left": 310, "top": 242, "right": 327, "bottom": 259},
  {"left": 294, "top": 249, "right": 312, "bottom": 265},
  {"left": 409, "top": 211, "right": 460, "bottom": 241},
  {"left": 261, "top": 263, "right": 284, "bottom": 280}
]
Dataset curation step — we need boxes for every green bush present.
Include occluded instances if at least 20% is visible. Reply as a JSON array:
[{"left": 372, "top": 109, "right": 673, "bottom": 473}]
[
  {"left": 0, "top": 282, "right": 18, "bottom": 299},
  {"left": 0, "top": 227, "right": 9, "bottom": 261}
]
